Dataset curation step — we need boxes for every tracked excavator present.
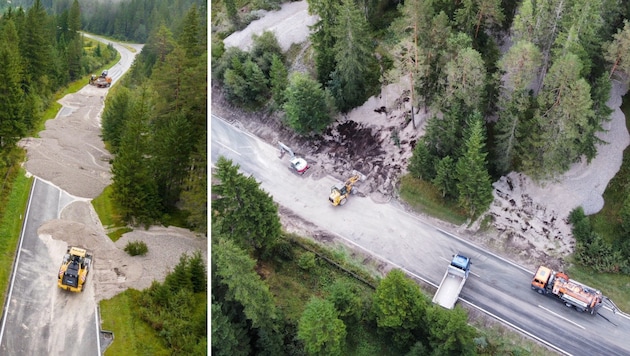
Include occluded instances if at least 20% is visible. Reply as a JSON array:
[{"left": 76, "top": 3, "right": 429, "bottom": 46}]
[
  {"left": 329, "top": 171, "right": 365, "bottom": 206},
  {"left": 58, "top": 246, "right": 93, "bottom": 292},
  {"left": 278, "top": 141, "right": 309, "bottom": 175}
]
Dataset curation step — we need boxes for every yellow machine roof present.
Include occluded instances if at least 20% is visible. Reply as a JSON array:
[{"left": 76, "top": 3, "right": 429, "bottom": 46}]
[{"left": 69, "top": 247, "right": 86, "bottom": 257}]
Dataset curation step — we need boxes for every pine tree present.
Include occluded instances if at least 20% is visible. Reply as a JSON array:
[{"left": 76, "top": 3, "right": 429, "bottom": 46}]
[
  {"left": 498, "top": 40, "right": 541, "bottom": 92},
  {"left": 494, "top": 40, "right": 540, "bottom": 172},
  {"left": 180, "top": 4, "right": 202, "bottom": 59},
  {"left": 149, "top": 44, "right": 203, "bottom": 209},
  {"left": 531, "top": 0, "right": 568, "bottom": 93},
  {"left": 180, "top": 139, "right": 207, "bottom": 234},
  {"left": 605, "top": 19, "right": 630, "bottom": 78},
  {"left": 442, "top": 47, "right": 486, "bottom": 112},
  {"left": 101, "top": 86, "right": 133, "bottom": 152},
  {"left": 423, "top": 103, "right": 466, "bottom": 160},
  {"left": 494, "top": 89, "right": 532, "bottom": 173},
  {"left": 188, "top": 251, "right": 207, "bottom": 293},
  {"left": 283, "top": 73, "right": 335, "bottom": 135},
  {"left": 269, "top": 54, "right": 288, "bottom": 106},
  {"left": 0, "top": 19, "right": 26, "bottom": 150},
  {"left": 21, "top": 0, "right": 54, "bottom": 94},
  {"left": 212, "top": 237, "right": 278, "bottom": 330},
  {"left": 433, "top": 156, "right": 457, "bottom": 198},
  {"left": 308, "top": 0, "right": 339, "bottom": 84},
  {"left": 164, "top": 254, "right": 194, "bottom": 293},
  {"left": 211, "top": 302, "right": 251, "bottom": 356},
  {"left": 111, "top": 86, "right": 161, "bottom": 224},
  {"left": 511, "top": 0, "right": 535, "bottom": 42},
  {"left": 68, "top": 0, "right": 82, "bottom": 36},
  {"left": 224, "top": 58, "right": 268, "bottom": 109},
  {"left": 66, "top": 0, "right": 82, "bottom": 80},
  {"left": 150, "top": 112, "right": 195, "bottom": 207},
  {"left": 224, "top": 0, "right": 240, "bottom": 28},
  {"left": 455, "top": 113, "right": 493, "bottom": 217},
  {"left": 529, "top": 53, "right": 595, "bottom": 177},
  {"left": 419, "top": 11, "right": 452, "bottom": 113},
  {"left": 473, "top": 0, "right": 504, "bottom": 38},
  {"left": 298, "top": 298, "right": 347, "bottom": 356},
  {"left": 212, "top": 157, "right": 282, "bottom": 259},
  {"left": 407, "top": 138, "right": 436, "bottom": 180},
  {"left": 329, "top": 0, "right": 378, "bottom": 112},
  {"left": 250, "top": 31, "right": 284, "bottom": 77}
]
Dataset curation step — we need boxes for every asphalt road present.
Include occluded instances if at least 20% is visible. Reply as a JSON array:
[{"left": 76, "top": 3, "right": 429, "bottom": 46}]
[
  {"left": 0, "top": 178, "right": 99, "bottom": 355},
  {"left": 211, "top": 113, "right": 630, "bottom": 356},
  {"left": 83, "top": 33, "right": 144, "bottom": 87},
  {"left": 0, "top": 35, "right": 142, "bottom": 356}
]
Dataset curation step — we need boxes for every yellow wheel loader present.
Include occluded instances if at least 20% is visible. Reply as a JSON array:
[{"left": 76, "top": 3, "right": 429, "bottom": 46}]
[
  {"left": 58, "top": 246, "right": 92, "bottom": 292},
  {"left": 329, "top": 172, "right": 365, "bottom": 206}
]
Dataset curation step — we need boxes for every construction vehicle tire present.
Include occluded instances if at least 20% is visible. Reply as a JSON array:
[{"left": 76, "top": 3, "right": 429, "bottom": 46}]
[{"left": 340, "top": 197, "right": 347, "bottom": 205}]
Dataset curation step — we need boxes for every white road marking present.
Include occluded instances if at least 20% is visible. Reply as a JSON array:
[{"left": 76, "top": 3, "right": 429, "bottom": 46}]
[
  {"left": 0, "top": 178, "right": 37, "bottom": 343},
  {"left": 538, "top": 305, "right": 585, "bottom": 330},
  {"left": 216, "top": 141, "right": 241, "bottom": 156},
  {"left": 95, "top": 305, "right": 101, "bottom": 355}
]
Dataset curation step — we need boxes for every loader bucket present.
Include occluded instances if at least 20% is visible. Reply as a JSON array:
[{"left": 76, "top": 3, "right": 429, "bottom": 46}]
[{"left": 351, "top": 170, "right": 367, "bottom": 181}]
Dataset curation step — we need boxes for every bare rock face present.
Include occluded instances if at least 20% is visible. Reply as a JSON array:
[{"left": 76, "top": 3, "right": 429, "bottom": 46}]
[{"left": 486, "top": 173, "right": 574, "bottom": 264}]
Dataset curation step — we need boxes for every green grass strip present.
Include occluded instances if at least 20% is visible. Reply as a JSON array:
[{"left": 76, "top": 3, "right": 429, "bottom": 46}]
[
  {"left": 566, "top": 266, "right": 630, "bottom": 313},
  {"left": 398, "top": 175, "right": 468, "bottom": 225},
  {"left": 0, "top": 171, "right": 32, "bottom": 310},
  {"left": 92, "top": 186, "right": 131, "bottom": 242},
  {"left": 100, "top": 289, "right": 169, "bottom": 356}
]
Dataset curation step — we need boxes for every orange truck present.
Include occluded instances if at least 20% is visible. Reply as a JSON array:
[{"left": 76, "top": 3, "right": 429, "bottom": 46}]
[
  {"left": 89, "top": 70, "right": 112, "bottom": 88},
  {"left": 531, "top": 265, "right": 603, "bottom": 314}
]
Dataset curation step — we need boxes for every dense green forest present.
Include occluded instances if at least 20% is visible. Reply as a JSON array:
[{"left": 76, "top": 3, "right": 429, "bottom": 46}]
[
  {"left": 80, "top": 0, "right": 207, "bottom": 43},
  {"left": 136, "top": 251, "right": 207, "bottom": 354},
  {"left": 0, "top": 0, "right": 207, "bottom": 43},
  {"left": 100, "top": 3, "right": 208, "bottom": 231},
  {"left": 212, "top": 0, "right": 630, "bottom": 272}
]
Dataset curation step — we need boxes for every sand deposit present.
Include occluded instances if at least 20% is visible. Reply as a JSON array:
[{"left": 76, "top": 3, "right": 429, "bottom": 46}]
[{"left": 19, "top": 43, "right": 207, "bottom": 303}]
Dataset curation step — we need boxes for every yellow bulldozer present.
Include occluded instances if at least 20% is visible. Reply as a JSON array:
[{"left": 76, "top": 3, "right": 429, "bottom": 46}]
[
  {"left": 58, "top": 246, "right": 93, "bottom": 293},
  {"left": 329, "top": 171, "right": 365, "bottom": 206}
]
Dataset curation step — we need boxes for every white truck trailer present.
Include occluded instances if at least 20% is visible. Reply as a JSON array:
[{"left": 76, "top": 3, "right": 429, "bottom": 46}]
[{"left": 432, "top": 254, "right": 471, "bottom": 309}]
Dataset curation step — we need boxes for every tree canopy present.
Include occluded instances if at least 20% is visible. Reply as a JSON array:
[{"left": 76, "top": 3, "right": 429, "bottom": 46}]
[{"left": 102, "top": 5, "right": 207, "bottom": 230}]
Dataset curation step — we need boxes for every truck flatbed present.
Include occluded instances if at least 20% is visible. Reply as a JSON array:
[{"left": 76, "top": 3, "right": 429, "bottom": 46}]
[
  {"left": 432, "top": 254, "right": 471, "bottom": 309},
  {"left": 432, "top": 272, "right": 465, "bottom": 309}
]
